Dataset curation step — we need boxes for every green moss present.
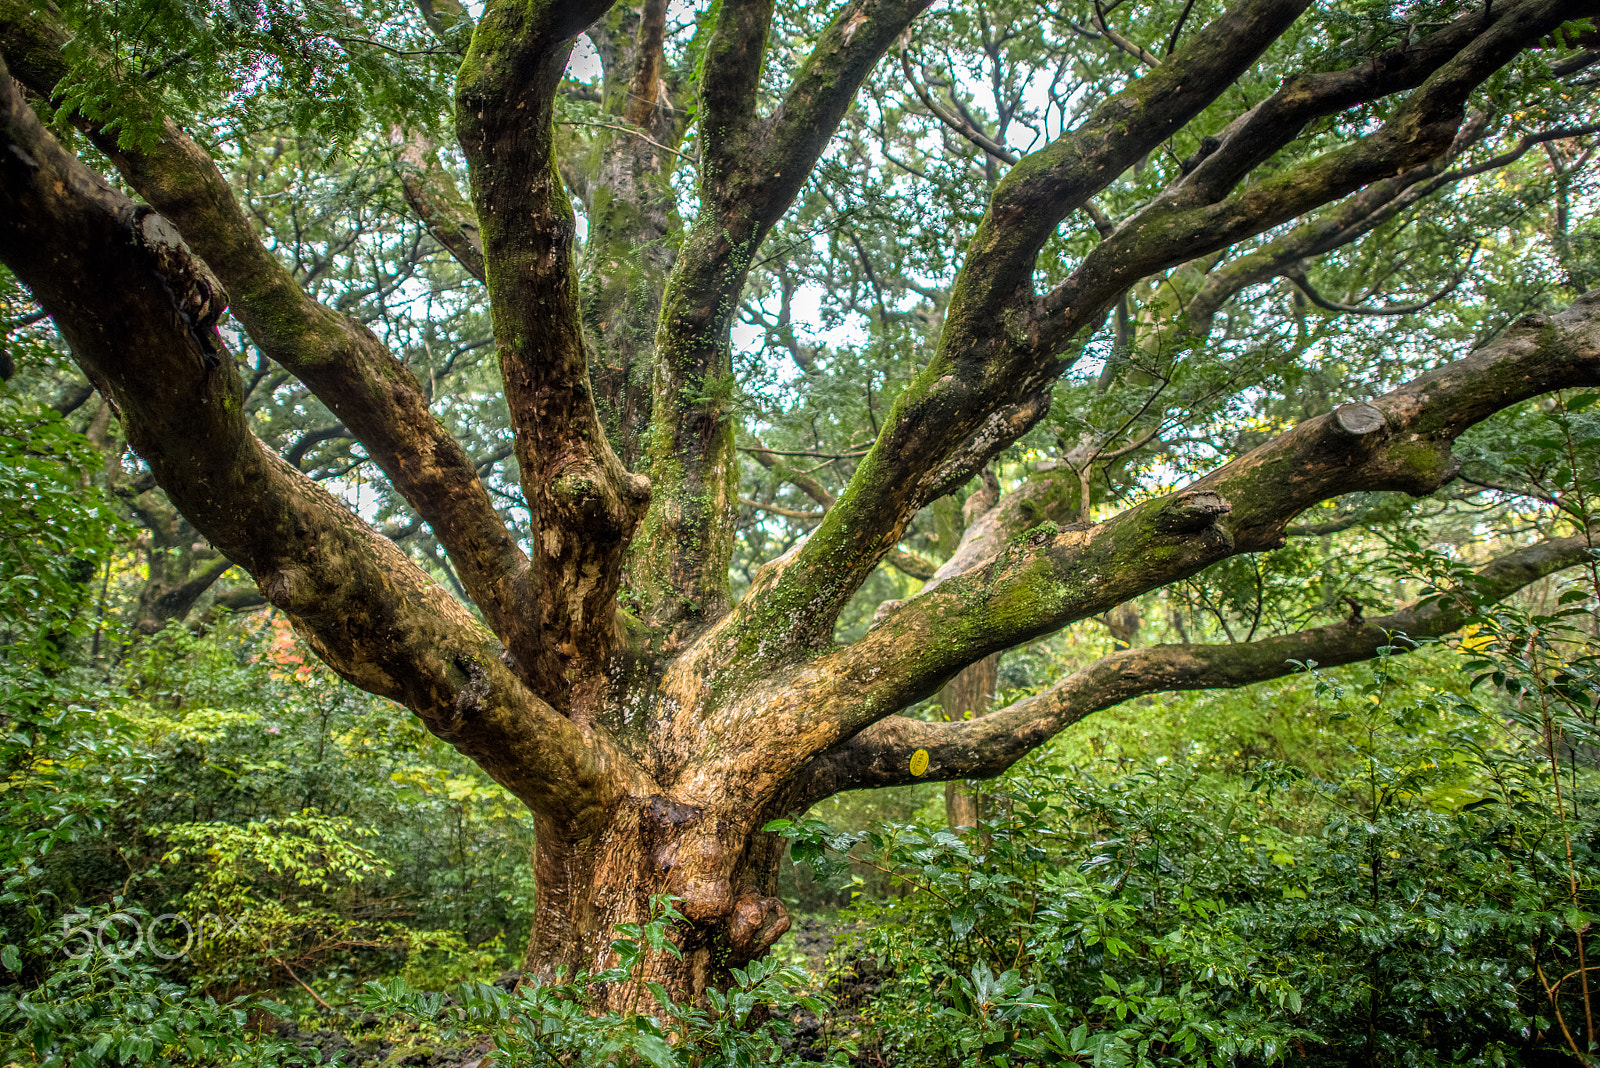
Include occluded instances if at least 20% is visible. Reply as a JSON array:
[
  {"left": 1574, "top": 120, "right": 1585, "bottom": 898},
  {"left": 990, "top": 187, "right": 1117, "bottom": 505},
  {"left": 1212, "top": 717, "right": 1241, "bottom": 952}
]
[
  {"left": 1387, "top": 440, "right": 1455, "bottom": 493},
  {"left": 1011, "top": 520, "right": 1059, "bottom": 546}
]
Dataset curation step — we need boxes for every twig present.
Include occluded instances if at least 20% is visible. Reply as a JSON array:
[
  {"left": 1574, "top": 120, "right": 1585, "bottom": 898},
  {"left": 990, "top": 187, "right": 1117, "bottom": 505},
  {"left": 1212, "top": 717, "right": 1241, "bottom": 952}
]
[
  {"left": 1286, "top": 243, "right": 1478, "bottom": 317},
  {"left": 898, "top": 53, "right": 1018, "bottom": 165},
  {"left": 740, "top": 497, "right": 825, "bottom": 522},
  {"left": 271, "top": 954, "right": 336, "bottom": 1012},
  {"left": 736, "top": 444, "right": 873, "bottom": 460},
  {"left": 553, "top": 120, "right": 696, "bottom": 164},
  {"left": 1535, "top": 956, "right": 1593, "bottom": 1064},
  {"left": 850, "top": 855, "right": 957, "bottom": 908},
  {"left": 1165, "top": 0, "right": 1198, "bottom": 54},
  {"left": 326, "top": 34, "right": 460, "bottom": 58},
  {"left": 1091, "top": 2, "right": 1162, "bottom": 68}
]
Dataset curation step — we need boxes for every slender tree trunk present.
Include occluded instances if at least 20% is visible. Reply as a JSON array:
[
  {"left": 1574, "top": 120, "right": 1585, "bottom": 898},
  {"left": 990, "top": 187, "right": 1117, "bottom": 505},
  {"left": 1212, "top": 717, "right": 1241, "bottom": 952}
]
[
  {"left": 940, "top": 654, "right": 998, "bottom": 829},
  {"left": 579, "top": 0, "right": 680, "bottom": 469}
]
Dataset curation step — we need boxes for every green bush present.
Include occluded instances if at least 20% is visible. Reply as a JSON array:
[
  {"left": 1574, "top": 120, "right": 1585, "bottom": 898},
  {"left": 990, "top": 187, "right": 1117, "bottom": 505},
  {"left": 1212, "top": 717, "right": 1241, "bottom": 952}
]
[
  {"left": 0, "top": 392, "right": 297, "bottom": 1066},
  {"left": 0, "top": 898, "right": 295, "bottom": 1068},
  {"left": 360, "top": 895, "right": 845, "bottom": 1068}
]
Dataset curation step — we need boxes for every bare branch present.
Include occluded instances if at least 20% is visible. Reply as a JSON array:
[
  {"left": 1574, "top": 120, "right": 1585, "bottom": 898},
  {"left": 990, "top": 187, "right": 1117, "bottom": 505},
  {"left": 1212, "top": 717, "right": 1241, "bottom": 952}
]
[
  {"left": 1165, "top": 0, "right": 1198, "bottom": 55},
  {"left": 899, "top": 51, "right": 1018, "bottom": 165},
  {"left": 393, "top": 128, "right": 486, "bottom": 283},
  {"left": 1090, "top": 6, "right": 1162, "bottom": 68},
  {"left": 746, "top": 438, "right": 837, "bottom": 508},
  {"left": 1284, "top": 244, "right": 1477, "bottom": 317},
  {"left": 284, "top": 424, "right": 351, "bottom": 469},
  {"left": 740, "top": 497, "right": 825, "bottom": 522}
]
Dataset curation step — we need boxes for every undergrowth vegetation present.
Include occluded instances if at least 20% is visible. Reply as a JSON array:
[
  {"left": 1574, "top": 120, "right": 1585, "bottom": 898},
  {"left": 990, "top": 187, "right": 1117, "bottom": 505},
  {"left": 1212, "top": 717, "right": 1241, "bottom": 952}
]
[{"left": 787, "top": 629, "right": 1600, "bottom": 1066}]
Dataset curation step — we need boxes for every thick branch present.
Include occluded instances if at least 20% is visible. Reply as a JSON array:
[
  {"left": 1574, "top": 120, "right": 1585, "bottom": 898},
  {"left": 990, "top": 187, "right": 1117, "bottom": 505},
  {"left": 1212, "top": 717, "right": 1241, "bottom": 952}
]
[
  {"left": 582, "top": 0, "right": 680, "bottom": 470},
  {"left": 1172, "top": 2, "right": 1514, "bottom": 208},
  {"left": 886, "top": 549, "right": 939, "bottom": 581},
  {"left": 795, "top": 535, "right": 1591, "bottom": 801},
  {"left": 1182, "top": 118, "right": 1486, "bottom": 335},
  {"left": 135, "top": 556, "right": 236, "bottom": 634},
  {"left": 707, "top": 0, "right": 1585, "bottom": 696},
  {"left": 662, "top": 292, "right": 1600, "bottom": 799},
  {"left": 920, "top": 467, "right": 1082, "bottom": 595},
  {"left": 394, "top": 128, "right": 486, "bottom": 283},
  {"left": 1029, "top": 4, "right": 1594, "bottom": 380},
  {"left": 0, "top": 62, "right": 633, "bottom": 826},
  {"left": 1554, "top": 47, "right": 1600, "bottom": 76},
  {"left": 875, "top": 295, "right": 1600, "bottom": 703},
  {"left": 717, "top": 0, "right": 1312, "bottom": 658},
  {"left": 696, "top": 0, "right": 775, "bottom": 191},
  {"left": 214, "top": 588, "right": 270, "bottom": 612},
  {"left": 0, "top": 1, "right": 543, "bottom": 684},
  {"left": 622, "top": 0, "right": 668, "bottom": 128},
  {"left": 949, "top": 0, "right": 1310, "bottom": 319},
  {"left": 1038, "top": 0, "right": 1592, "bottom": 359},
  {"left": 633, "top": 0, "right": 933, "bottom": 633},
  {"left": 456, "top": 0, "right": 653, "bottom": 698},
  {"left": 1184, "top": 119, "right": 1600, "bottom": 335}
]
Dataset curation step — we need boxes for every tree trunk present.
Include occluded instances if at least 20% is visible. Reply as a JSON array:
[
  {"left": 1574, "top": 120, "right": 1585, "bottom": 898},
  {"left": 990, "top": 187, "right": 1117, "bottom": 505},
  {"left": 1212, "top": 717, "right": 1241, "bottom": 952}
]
[
  {"left": 577, "top": 1, "right": 681, "bottom": 470},
  {"left": 520, "top": 797, "right": 792, "bottom": 1007}
]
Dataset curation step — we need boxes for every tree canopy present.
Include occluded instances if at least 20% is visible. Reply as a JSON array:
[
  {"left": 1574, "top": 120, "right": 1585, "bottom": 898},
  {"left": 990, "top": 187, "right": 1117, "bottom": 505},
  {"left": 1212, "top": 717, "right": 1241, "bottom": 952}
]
[{"left": 3, "top": 0, "right": 1600, "bottom": 1002}]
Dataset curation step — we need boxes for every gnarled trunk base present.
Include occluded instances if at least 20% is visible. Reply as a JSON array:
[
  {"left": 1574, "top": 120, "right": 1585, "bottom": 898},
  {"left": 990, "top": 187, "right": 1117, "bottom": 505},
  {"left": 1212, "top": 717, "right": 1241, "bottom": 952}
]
[{"left": 521, "top": 796, "right": 792, "bottom": 1008}]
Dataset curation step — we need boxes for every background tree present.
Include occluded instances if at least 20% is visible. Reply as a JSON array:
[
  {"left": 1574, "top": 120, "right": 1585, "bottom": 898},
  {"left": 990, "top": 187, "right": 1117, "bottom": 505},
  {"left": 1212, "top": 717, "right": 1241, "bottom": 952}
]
[{"left": 3, "top": 0, "right": 1600, "bottom": 1006}]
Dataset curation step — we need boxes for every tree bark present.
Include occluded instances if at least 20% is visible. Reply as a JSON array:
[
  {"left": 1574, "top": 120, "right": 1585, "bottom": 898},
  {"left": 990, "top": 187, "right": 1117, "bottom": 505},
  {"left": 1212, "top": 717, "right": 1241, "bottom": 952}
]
[
  {"left": 520, "top": 796, "right": 792, "bottom": 998},
  {"left": 940, "top": 654, "right": 997, "bottom": 829}
]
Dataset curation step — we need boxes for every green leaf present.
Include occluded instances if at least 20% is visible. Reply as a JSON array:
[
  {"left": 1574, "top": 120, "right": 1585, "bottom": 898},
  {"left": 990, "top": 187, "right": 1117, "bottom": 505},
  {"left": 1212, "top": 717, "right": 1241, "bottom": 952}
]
[{"left": 627, "top": 1032, "right": 679, "bottom": 1068}]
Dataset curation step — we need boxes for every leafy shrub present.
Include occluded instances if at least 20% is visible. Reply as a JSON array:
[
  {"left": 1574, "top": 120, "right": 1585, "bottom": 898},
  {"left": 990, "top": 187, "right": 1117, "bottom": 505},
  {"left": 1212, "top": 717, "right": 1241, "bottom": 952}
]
[
  {"left": 0, "top": 394, "right": 297, "bottom": 1067},
  {"left": 157, "top": 812, "right": 437, "bottom": 1001},
  {"left": 775, "top": 632, "right": 1600, "bottom": 1067},
  {"left": 0, "top": 899, "right": 294, "bottom": 1068},
  {"left": 361, "top": 895, "right": 845, "bottom": 1068}
]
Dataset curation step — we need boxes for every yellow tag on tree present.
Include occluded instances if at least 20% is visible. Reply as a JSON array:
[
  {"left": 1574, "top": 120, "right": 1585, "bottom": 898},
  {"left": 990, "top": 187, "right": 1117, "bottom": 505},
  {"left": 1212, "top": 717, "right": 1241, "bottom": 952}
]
[{"left": 909, "top": 749, "right": 930, "bottom": 776}]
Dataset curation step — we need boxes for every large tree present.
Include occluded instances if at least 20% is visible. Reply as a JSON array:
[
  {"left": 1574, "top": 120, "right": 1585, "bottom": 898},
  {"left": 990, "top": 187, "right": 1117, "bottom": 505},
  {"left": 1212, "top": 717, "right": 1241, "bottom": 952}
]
[{"left": 3, "top": 0, "right": 1600, "bottom": 1004}]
